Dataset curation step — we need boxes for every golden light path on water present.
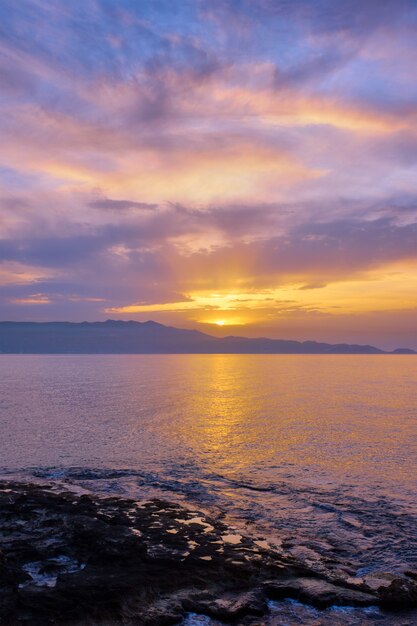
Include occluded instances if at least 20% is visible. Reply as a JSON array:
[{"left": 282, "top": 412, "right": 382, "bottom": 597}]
[
  {"left": 165, "top": 355, "right": 416, "bottom": 484},
  {"left": 2, "top": 354, "right": 415, "bottom": 490}
]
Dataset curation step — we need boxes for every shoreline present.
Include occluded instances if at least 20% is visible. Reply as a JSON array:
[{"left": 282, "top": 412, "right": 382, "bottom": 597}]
[{"left": 0, "top": 481, "right": 416, "bottom": 625}]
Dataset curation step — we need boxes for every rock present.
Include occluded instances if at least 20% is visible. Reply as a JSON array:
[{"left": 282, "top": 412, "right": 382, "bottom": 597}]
[
  {"left": 0, "top": 481, "right": 415, "bottom": 625},
  {"left": 360, "top": 571, "right": 397, "bottom": 591},
  {"left": 188, "top": 590, "right": 267, "bottom": 620},
  {"left": 379, "top": 577, "right": 417, "bottom": 609},
  {"left": 0, "top": 586, "right": 17, "bottom": 617},
  {"left": 264, "top": 576, "right": 377, "bottom": 608}
]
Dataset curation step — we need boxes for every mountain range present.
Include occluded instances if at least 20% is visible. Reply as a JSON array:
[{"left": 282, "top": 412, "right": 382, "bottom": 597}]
[{"left": 0, "top": 320, "right": 414, "bottom": 354}]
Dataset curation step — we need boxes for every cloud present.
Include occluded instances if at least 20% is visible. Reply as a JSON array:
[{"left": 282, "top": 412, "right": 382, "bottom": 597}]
[
  {"left": 89, "top": 197, "right": 158, "bottom": 211},
  {"left": 1, "top": 199, "right": 416, "bottom": 285},
  {"left": 9, "top": 293, "right": 51, "bottom": 305}
]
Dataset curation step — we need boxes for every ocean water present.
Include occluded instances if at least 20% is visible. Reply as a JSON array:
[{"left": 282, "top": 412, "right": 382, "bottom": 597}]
[{"left": 1, "top": 354, "right": 416, "bottom": 623}]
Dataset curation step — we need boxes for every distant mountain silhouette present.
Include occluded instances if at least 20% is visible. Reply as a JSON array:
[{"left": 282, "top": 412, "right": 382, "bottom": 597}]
[{"left": 0, "top": 320, "right": 414, "bottom": 354}]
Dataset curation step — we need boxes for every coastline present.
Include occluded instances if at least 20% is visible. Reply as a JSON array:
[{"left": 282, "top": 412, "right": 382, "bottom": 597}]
[{"left": 1, "top": 481, "right": 416, "bottom": 625}]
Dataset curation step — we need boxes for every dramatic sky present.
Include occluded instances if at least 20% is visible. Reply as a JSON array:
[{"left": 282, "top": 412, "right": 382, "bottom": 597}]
[{"left": 1, "top": 0, "right": 417, "bottom": 349}]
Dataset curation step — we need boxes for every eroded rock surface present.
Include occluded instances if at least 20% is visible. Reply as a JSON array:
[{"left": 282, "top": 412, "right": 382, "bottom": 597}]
[{"left": 0, "top": 482, "right": 415, "bottom": 625}]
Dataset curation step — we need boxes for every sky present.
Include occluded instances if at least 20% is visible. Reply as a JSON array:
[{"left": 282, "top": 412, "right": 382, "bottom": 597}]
[{"left": 0, "top": 0, "right": 417, "bottom": 349}]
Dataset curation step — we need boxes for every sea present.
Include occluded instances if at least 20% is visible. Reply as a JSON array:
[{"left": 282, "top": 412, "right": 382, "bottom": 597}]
[{"left": 1, "top": 354, "right": 416, "bottom": 625}]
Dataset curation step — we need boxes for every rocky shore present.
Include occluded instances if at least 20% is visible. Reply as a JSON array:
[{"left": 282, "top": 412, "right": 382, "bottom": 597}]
[{"left": 0, "top": 482, "right": 416, "bottom": 625}]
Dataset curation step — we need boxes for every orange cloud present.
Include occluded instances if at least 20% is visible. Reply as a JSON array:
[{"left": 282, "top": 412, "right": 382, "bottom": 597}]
[
  {"left": 10, "top": 293, "right": 52, "bottom": 305},
  {"left": 0, "top": 262, "right": 54, "bottom": 286}
]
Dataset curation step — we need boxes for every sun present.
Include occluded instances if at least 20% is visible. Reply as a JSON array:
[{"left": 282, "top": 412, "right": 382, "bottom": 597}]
[
  {"left": 201, "top": 317, "right": 247, "bottom": 327},
  {"left": 200, "top": 316, "right": 248, "bottom": 327}
]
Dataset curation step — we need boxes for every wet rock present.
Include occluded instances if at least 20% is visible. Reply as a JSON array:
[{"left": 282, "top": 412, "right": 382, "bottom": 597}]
[
  {"left": 0, "top": 481, "right": 415, "bottom": 625},
  {"left": 187, "top": 590, "right": 267, "bottom": 620},
  {"left": 264, "top": 576, "right": 377, "bottom": 609},
  {"left": 359, "top": 571, "right": 398, "bottom": 591},
  {"left": 379, "top": 577, "right": 417, "bottom": 609}
]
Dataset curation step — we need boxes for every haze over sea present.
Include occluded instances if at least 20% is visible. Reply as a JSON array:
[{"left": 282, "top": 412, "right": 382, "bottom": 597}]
[{"left": 2, "top": 354, "right": 416, "bottom": 589}]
